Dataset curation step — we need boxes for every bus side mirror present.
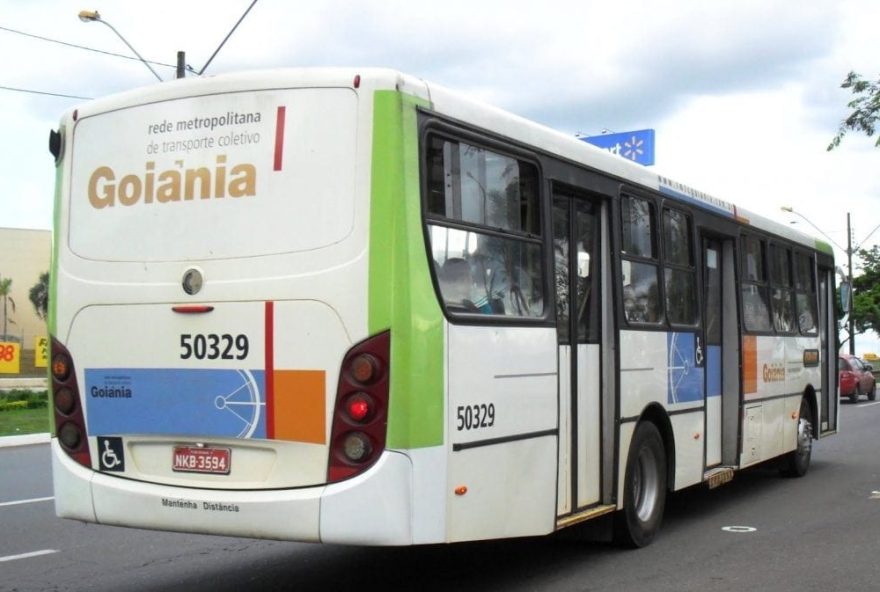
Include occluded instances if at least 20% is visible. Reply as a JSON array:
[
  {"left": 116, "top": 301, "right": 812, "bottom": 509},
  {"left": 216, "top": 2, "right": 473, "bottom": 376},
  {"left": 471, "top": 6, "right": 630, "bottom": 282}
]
[
  {"left": 49, "top": 129, "right": 62, "bottom": 161},
  {"left": 839, "top": 281, "right": 852, "bottom": 314}
]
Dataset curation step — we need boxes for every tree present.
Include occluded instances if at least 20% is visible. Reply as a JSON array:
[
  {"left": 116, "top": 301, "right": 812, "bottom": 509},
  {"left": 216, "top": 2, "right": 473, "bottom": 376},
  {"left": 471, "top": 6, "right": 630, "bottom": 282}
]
[
  {"left": 29, "top": 272, "right": 49, "bottom": 322},
  {"left": 828, "top": 71, "right": 880, "bottom": 150},
  {"left": 851, "top": 245, "right": 880, "bottom": 336},
  {"left": 0, "top": 277, "right": 15, "bottom": 341}
]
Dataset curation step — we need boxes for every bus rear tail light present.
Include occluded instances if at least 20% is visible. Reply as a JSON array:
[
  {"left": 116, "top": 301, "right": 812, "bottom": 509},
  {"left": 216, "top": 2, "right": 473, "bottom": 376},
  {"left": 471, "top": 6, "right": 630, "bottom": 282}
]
[
  {"left": 327, "top": 331, "right": 390, "bottom": 483},
  {"left": 345, "top": 392, "right": 374, "bottom": 422},
  {"left": 51, "top": 337, "right": 91, "bottom": 468}
]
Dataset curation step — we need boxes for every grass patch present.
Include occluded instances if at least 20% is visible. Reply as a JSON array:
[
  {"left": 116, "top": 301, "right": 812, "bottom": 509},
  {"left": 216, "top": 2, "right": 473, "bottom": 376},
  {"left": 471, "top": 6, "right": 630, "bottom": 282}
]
[{"left": 0, "top": 390, "right": 50, "bottom": 436}]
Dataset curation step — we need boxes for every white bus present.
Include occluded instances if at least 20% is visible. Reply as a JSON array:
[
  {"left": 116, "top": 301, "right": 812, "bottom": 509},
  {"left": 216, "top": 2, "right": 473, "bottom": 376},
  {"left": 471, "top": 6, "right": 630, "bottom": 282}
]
[{"left": 48, "top": 68, "right": 838, "bottom": 547}]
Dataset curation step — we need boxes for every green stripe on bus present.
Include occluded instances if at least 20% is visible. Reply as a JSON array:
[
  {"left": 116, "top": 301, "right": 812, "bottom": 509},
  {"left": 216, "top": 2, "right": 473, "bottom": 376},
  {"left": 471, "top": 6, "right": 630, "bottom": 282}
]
[
  {"left": 49, "top": 160, "right": 61, "bottom": 337},
  {"left": 48, "top": 155, "right": 63, "bottom": 436},
  {"left": 369, "top": 90, "right": 444, "bottom": 449},
  {"left": 814, "top": 239, "right": 834, "bottom": 257}
]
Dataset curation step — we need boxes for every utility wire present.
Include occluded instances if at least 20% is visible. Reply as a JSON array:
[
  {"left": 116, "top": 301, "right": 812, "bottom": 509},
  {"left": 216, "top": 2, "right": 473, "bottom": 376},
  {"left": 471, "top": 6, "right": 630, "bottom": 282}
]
[
  {"left": 198, "top": 0, "right": 259, "bottom": 75},
  {"left": 0, "top": 24, "right": 178, "bottom": 70},
  {"left": 0, "top": 85, "right": 91, "bottom": 100}
]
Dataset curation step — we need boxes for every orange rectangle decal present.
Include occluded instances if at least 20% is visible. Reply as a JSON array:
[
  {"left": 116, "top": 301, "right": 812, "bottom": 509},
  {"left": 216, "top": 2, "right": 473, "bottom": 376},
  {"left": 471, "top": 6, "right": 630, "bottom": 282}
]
[
  {"left": 742, "top": 335, "right": 757, "bottom": 395},
  {"left": 273, "top": 370, "right": 326, "bottom": 444}
]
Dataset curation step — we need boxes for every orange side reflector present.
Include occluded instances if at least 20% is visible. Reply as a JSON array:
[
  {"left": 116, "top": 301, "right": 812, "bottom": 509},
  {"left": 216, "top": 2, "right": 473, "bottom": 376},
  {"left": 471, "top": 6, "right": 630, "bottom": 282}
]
[{"left": 742, "top": 335, "right": 758, "bottom": 394}]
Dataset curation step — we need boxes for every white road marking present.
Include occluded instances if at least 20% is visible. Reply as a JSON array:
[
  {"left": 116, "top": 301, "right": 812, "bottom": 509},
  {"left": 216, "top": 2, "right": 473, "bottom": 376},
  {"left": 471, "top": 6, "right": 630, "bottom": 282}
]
[
  {"left": 858, "top": 401, "right": 880, "bottom": 408},
  {"left": 870, "top": 491, "right": 880, "bottom": 500},
  {"left": 0, "top": 549, "right": 58, "bottom": 563},
  {"left": 721, "top": 525, "right": 757, "bottom": 533},
  {"left": 0, "top": 496, "right": 54, "bottom": 508}
]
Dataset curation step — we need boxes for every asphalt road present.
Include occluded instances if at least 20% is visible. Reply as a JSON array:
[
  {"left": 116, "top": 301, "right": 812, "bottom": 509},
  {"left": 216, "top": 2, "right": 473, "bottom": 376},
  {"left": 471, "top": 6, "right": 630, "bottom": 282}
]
[{"left": 3, "top": 400, "right": 879, "bottom": 592}]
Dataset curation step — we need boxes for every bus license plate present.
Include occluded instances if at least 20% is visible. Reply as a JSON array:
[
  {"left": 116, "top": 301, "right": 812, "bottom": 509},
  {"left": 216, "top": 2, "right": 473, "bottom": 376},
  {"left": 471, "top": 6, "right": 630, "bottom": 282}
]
[{"left": 172, "top": 446, "right": 231, "bottom": 475}]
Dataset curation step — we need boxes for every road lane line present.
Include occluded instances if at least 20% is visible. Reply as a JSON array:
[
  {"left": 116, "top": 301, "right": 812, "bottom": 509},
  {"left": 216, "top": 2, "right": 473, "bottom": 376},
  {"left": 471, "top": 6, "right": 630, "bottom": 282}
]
[
  {"left": 0, "top": 549, "right": 58, "bottom": 563},
  {"left": 0, "top": 496, "right": 54, "bottom": 508},
  {"left": 859, "top": 402, "right": 880, "bottom": 408}
]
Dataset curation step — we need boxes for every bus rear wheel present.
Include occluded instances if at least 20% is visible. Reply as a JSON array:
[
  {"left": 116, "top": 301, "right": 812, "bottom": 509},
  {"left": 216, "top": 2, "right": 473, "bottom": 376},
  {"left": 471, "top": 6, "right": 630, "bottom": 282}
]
[
  {"left": 615, "top": 421, "right": 667, "bottom": 548},
  {"left": 781, "top": 398, "right": 813, "bottom": 478}
]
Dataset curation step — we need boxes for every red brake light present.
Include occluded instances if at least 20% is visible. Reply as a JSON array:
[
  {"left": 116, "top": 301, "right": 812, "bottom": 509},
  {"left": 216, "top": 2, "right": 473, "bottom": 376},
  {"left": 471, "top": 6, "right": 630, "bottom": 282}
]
[
  {"left": 328, "top": 331, "right": 390, "bottom": 483},
  {"left": 171, "top": 305, "right": 214, "bottom": 314},
  {"left": 346, "top": 393, "right": 372, "bottom": 422}
]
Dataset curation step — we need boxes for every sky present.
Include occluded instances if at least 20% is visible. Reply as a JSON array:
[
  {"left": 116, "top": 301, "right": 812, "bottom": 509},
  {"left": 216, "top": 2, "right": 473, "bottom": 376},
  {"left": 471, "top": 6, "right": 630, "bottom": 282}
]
[{"left": 0, "top": 0, "right": 878, "bottom": 350}]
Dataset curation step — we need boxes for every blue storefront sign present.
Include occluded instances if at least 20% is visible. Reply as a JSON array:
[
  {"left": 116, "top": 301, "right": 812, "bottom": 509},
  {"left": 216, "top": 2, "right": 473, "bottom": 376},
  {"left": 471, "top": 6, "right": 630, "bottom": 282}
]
[{"left": 581, "top": 129, "right": 655, "bottom": 166}]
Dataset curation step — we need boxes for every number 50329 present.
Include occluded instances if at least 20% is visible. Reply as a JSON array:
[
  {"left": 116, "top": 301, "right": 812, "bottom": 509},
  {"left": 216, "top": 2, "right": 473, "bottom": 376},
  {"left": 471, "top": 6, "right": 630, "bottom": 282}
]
[
  {"left": 180, "top": 333, "right": 249, "bottom": 360},
  {"left": 456, "top": 403, "right": 495, "bottom": 431}
]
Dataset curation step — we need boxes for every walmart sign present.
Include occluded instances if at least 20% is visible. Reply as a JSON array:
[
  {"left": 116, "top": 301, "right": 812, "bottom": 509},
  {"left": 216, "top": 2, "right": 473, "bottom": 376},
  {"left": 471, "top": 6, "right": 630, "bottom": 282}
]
[{"left": 581, "top": 129, "right": 655, "bottom": 166}]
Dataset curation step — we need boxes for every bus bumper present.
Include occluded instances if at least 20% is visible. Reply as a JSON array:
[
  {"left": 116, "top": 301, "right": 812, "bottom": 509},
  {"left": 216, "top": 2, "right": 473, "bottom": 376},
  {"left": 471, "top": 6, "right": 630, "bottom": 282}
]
[{"left": 51, "top": 439, "right": 414, "bottom": 545}]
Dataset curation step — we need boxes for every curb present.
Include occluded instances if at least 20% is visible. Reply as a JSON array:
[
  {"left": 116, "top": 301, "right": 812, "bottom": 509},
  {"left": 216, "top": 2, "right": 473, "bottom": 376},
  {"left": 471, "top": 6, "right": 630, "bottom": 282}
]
[
  {"left": 0, "top": 433, "right": 51, "bottom": 448},
  {"left": 0, "top": 378, "right": 48, "bottom": 392}
]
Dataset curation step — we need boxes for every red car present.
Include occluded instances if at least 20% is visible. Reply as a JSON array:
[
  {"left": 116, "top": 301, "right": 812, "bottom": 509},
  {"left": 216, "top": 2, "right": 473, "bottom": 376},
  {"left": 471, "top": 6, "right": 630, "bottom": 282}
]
[{"left": 839, "top": 354, "right": 877, "bottom": 403}]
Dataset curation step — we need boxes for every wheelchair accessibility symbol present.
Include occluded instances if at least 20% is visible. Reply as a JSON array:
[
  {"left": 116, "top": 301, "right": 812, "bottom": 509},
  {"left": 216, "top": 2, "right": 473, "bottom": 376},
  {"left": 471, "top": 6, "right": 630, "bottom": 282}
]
[{"left": 99, "top": 437, "right": 125, "bottom": 472}]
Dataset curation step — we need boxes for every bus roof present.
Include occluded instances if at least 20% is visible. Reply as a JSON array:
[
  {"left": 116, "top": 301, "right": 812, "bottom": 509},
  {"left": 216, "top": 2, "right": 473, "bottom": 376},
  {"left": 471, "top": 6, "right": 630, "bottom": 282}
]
[
  {"left": 61, "top": 66, "right": 829, "bottom": 256},
  {"left": 422, "top": 77, "right": 831, "bottom": 256}
]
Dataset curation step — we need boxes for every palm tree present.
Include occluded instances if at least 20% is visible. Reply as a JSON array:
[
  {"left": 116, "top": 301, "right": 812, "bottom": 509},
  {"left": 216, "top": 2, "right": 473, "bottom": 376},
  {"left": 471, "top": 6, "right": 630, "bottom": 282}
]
[
  {"left": 29, "top": 272, "right": 49, "bottom": 321},
  {"left": 0, "top": 277, "right": 16, "bottom": 341}
]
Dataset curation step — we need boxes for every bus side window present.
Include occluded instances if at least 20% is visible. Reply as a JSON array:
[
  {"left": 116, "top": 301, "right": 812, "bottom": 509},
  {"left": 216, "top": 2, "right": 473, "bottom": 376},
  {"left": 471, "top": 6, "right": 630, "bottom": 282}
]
[
  {"left": 429, "top": 225, "right": 543, "bottom": 317},
  {"left": 622, "top": 260, "right": 661, "bottom": 323},
  {"left": 794, "top": 252, "right": 817, "bottom": 334},
  {"left": 770, "top": 244, "right": 796, "bottom": 333},
  {"left": 620, "top": 196, "right": 661, "bottom": 325},
  {"left": 439, "top": 257, "right": 476, "bottom": 312},
  {"left": 662, "top": 208, "right": 697, "bottom": 326},
  {"left": 424, "top": 135, "right": 544, "bottom": 319},
  {"left": 741, "top": 235, "right": 772, "bottom": 332}
]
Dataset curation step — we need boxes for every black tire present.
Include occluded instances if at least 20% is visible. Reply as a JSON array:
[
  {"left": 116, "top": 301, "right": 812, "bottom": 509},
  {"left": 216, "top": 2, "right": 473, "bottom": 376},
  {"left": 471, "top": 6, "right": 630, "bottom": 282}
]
[
  {"left": 614, "top": 422, "right": 667, "bottom": 548},
  {"left": 850, "top": 384, "right": 861, "bottom": 404},
  {"left": 869, "top": 381, "right": 877, "bottom": 402},
  {"left": 781, "top": 398, "right": 813, "bottom": 478}
]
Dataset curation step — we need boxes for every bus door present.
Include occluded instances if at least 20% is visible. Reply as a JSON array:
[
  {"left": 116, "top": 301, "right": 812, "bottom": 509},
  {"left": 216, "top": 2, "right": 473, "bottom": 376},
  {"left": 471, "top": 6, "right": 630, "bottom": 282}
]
[
  {"left": 702, "top": 234, "right": 739, "bottom": 468},
  {"left": 552, "top": 188, "right": 603, "bottom": 514},
  {"left": 818, "top": 265, "right": 838, "bottom": 434}
]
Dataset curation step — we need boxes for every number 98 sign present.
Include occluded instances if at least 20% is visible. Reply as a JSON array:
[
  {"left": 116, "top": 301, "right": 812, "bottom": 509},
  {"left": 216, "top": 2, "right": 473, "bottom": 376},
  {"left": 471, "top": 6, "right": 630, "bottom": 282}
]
[{"left": 0, "top": 342, "right": 21, "bottom": 374}]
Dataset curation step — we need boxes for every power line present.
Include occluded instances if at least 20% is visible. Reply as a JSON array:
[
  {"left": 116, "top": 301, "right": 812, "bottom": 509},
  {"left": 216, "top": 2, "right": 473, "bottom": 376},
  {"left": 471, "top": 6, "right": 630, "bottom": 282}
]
[
  {"left": 198, "top": 0, "right": 259, "bottom": 75},
  {"left": 0, "top": 24, "right": 178, "bottom": 70},
  {"left": 0, "top": 85, "right": 91, "bottom": 100}
]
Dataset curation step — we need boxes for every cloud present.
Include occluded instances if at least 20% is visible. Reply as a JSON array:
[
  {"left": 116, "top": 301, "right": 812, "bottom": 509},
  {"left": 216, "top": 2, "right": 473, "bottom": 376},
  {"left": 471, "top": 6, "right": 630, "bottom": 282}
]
[{"left": 0, "top": 0, "right": 877, "bottom": 235}]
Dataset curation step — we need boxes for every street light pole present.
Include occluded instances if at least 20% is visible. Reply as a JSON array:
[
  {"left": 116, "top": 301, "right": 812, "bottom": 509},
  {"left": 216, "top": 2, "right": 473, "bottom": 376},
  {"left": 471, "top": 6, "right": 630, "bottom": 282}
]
[{"left": 78, "top": 10, "right": 162, "bottom": 82}]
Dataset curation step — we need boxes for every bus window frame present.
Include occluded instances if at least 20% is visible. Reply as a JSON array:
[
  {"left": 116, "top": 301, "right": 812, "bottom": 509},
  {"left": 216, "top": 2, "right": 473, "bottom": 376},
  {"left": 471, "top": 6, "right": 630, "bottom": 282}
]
[
  {"left": 793, "top": 250, "right": 819, "bottom": 336},
  {"left": 619, "top": 192, "right": 664, "bottom": 328},
  {"left": 739, "top": 232, "right": 774, "bottom": 335},
  {"left": 417, "top": 117, "right": 554, "bottom": 327},
  {"left": 615, "top": 190, "right": 702, "bottom": 332},
  {"left": 769, "top": 242, "right": 798, "bottom": 336},
  {"left": 661, "top": 204, "right": 699, "bottom": 329}
]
